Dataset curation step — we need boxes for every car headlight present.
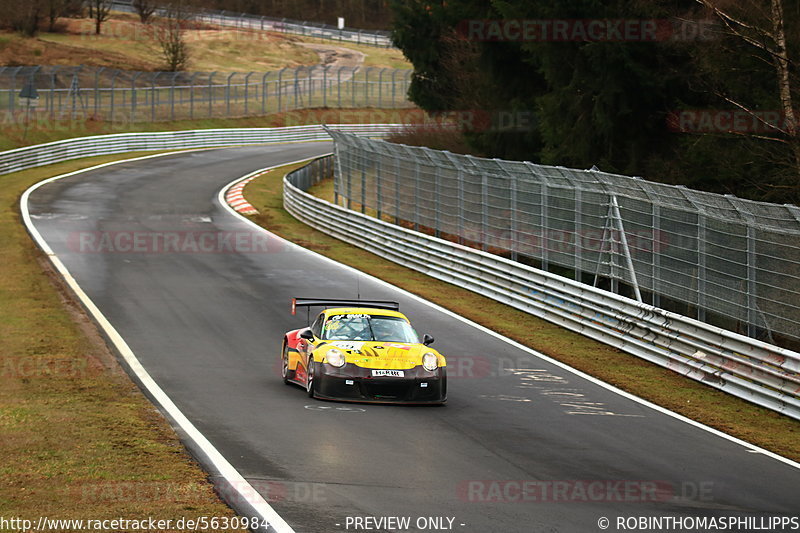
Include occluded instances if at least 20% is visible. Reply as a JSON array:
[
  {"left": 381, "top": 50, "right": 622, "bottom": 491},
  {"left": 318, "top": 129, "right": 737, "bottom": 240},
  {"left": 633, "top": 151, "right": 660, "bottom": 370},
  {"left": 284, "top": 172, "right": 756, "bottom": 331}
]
[
  {"left": 422, "top": 352, "right": 438, "bottom": 371},
  {"left": 326, "top": 348, "right": 346, "bottom": 368}
]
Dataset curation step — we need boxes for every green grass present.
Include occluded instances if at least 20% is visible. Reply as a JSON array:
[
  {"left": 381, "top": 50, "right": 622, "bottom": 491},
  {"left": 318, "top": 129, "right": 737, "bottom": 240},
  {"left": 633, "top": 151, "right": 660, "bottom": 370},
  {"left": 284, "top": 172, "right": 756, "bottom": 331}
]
[
  {"left": 0, "top": 153, "right": 239, "bottom": 524},
  {"left": 244, "top": 166, "right": 800, "bottom": 463}
]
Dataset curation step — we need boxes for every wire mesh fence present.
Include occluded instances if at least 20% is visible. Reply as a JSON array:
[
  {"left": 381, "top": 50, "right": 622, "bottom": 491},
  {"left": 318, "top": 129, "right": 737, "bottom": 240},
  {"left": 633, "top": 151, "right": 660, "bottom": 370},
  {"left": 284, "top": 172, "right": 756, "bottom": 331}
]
[
  {"left": 326, "top": 128, "right": 800, "bottom": 349},
  {"left": 0, "top": 66, "right": 413, "bottom": 124}
]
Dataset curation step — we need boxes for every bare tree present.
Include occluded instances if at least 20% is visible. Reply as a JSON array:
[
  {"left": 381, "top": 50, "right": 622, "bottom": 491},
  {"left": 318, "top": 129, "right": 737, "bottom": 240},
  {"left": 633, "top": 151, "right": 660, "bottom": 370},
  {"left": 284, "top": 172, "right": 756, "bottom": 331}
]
[
  {"left": 86, "top": 0, "right": 111, "bottom": 34},
  {"left": 2, "top": 0, "right": 45, "bottom": 36},
  {"left": 157, "top": 0, "right": 190, "bottom": 71},
  {"left": 133, "top": 0, "right": 156, "bottom": 24},
  {"left": 695, "top": 0, "right": 799, "bottom": 192}
]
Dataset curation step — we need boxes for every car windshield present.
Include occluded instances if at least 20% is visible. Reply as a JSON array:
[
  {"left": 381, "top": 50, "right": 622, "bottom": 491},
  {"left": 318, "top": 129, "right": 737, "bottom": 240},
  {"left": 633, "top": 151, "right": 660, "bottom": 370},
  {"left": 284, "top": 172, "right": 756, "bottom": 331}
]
[{"left": 322, "top": 314, "right": 419, "bottom": 343}]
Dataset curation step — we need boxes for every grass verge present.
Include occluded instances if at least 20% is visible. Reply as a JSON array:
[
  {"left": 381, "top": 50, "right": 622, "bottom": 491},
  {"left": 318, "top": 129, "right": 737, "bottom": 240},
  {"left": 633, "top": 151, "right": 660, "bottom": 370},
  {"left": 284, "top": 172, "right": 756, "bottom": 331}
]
[
  {"left": 243, "top": 165, "right": 800, "bottom": 463},
  {"left": 3, "top": 13, "right": 321, "bottom": 72},
  {"left": 1, "top": 153, "right": 238, "bottom": 527}
]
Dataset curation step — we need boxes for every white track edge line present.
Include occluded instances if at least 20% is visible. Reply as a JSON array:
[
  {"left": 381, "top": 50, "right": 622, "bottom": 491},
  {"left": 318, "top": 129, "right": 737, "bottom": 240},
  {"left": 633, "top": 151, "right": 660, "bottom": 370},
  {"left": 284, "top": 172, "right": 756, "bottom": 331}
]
[
  {"left": 218, "top": 157, "right": 800, "bottom": 473},
  {"left": 21, "top": 150, "right": 297, "bottom": 533}
]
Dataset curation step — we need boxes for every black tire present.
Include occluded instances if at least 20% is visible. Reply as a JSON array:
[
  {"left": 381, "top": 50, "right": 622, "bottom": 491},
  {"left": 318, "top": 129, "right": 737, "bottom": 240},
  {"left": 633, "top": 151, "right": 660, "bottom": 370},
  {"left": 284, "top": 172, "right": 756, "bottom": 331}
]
[
  {"left": 306, "top": 357, "right": 317, "bottom": 398},
  {"left": 281, "top": 343, "right": 294, "bottom": 385}
]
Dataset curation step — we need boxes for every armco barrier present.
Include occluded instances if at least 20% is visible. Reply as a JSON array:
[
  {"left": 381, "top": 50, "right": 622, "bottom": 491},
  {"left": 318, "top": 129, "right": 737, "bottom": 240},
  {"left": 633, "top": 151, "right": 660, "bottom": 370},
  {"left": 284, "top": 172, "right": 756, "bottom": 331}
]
[
  {"left": 0, "top": 124, "right": 401, "bottom": 177},
  {"left": 284, "top": 154, "right": 800, "bottom": 421}
]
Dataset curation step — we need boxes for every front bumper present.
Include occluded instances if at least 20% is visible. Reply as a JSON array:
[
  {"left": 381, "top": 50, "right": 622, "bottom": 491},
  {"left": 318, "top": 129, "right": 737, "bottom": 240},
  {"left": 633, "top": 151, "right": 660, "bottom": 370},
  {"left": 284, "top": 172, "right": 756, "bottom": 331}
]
[{"left": 313, "top": 362, "right": 447, "bottom": 404}]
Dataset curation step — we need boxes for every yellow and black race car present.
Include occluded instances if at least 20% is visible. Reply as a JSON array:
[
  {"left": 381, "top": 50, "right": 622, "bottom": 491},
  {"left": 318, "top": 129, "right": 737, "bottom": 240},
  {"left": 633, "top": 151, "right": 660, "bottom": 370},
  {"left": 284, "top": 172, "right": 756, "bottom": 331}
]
[{"left": 281, "top": 298, "right": 447, "bottom": 404}]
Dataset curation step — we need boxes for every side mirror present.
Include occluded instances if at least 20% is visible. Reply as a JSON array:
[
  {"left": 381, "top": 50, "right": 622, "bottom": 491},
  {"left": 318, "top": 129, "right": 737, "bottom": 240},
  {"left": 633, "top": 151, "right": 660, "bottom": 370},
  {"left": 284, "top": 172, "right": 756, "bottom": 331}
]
[
  {"left": 422, "top": 334, "right": 434, "bottom": 346},
  {"left": 299, "top": 328, "right": 314, "bottom": 341}
]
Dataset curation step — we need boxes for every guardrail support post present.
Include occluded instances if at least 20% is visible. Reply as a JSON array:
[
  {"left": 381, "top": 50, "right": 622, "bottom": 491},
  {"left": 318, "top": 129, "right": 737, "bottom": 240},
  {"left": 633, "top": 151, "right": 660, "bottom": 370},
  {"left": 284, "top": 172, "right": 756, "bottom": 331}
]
[{"left": 611, "top": 195, "right": 642, "bottom": 302}]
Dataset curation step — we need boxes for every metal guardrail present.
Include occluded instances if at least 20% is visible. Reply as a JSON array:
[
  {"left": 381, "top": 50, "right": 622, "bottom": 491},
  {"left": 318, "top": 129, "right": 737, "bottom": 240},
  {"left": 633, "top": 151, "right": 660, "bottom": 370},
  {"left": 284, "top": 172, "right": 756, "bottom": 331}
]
[
  {"left": 284, "top": 154, "right": 800, "bottom": 421},
  {"left": 0, "top": 124, "right": 401, "bottom": 176},
  {"left": 326, "top": 131, "right": 800, "bottom": 350},
  {"left": 110, "top": 0, "right": 394, "bottom": 47}
]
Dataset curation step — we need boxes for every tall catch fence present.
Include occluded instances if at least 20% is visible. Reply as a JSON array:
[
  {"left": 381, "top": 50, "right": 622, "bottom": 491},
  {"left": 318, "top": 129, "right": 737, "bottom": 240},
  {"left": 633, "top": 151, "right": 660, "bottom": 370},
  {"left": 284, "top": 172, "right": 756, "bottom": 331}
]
[
  {"left": 326, "top": 129, "right": 800, "bottom": 350},
  {"left": 1, "top": 66, "right": 412, "bottom": 123}
]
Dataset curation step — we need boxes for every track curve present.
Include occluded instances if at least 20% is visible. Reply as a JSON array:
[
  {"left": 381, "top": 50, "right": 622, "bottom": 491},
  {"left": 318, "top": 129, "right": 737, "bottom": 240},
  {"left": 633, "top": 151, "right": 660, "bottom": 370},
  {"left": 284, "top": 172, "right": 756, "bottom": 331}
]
[{"left": 25, "top": 143, "right": 800, "bottom": 533}]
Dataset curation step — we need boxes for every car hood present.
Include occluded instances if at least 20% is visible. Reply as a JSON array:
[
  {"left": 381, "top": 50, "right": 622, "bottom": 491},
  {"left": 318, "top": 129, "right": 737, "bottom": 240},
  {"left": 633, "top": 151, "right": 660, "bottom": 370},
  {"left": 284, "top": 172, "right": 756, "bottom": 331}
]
[{"left": 323, "top": 341, "right": 442, "bottom": 370}]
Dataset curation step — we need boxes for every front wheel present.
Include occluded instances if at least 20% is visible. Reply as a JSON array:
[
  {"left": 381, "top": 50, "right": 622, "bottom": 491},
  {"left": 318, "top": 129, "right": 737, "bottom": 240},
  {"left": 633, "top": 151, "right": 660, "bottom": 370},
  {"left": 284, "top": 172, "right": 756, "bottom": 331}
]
[
  {"left": 306, "top": 358, "right": 317, "bottom": 398},
  {"left": 281, "top": 344, "right": 295, "bottom": 385}
]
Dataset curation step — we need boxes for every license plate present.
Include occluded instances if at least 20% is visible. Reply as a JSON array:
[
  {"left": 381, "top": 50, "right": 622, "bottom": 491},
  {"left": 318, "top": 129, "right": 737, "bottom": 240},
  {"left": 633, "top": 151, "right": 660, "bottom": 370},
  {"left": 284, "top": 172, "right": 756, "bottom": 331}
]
[{"left": 372, "top": 369, "right": 404, "bottom": 378}]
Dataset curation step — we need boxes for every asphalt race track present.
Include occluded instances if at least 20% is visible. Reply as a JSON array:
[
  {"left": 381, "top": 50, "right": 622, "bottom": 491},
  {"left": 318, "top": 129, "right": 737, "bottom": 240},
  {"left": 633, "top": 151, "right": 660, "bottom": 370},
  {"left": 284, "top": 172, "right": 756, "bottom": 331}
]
[{"left": 26, "top": 143, "right": 800, "bottom": 533}]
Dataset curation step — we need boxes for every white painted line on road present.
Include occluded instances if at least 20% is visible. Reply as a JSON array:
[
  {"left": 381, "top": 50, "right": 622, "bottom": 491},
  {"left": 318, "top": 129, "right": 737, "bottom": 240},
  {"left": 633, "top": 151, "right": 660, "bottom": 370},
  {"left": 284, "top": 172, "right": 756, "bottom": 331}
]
[
  {"left": 21, "top": 151, "right": 298, "bottom": 533},
  {"left": 219, "top": 159, "right": 800, "bottom": 473}
]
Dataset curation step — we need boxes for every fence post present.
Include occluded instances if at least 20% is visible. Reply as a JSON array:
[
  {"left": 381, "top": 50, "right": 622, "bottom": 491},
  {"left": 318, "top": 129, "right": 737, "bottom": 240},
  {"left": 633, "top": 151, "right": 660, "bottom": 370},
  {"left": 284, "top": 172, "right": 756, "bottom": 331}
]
[
  {"left": 375, "top": 157, "right": 382, "bottom": 220},
  {"left": 323, "top": 66, "right": 329, "bottom": 108},
  {"left": 345, "top": 150, "right": 352, "bottom": 210},
  {"left": 391, "top": 69, "right": 397, "bottom": 108},
  {"left": 9, "top": 66, "right": 21, "bottom": 117},
  {"left": 170, "top": 72, "right": 179, "bottom": 120},
  {"left": 360, "top": 168, "right": 366, "bottom": 214},
  {"left": 307, "top": 66, "right": 314, "bottom": 103},
  {"left": 697, "top": 212, "right": 707, "bottom": 321},
  {"left": 378, "top": 68, "right": 386, "bottom": 108},
  {"left": 49, "top": 66, "right": 59, "bottom": 118},
  {"left": 293, "top": 67, "right": 301, "bottom": 108},
  {"left": 510, "top": 175, "right": 518, "bottom": 262},
  {"left": 108, "top": 70, "right": 119, "bottom": 123},
  {"left": 150, "top": 72, "right": 161, "bottom": 121},
  {"left": 277, "top": 68, "right": 286, "bottom": 112},
  {"left": 226, "top": 72, "right": 235, "bottom": 116},
  {"left": 208, "top": 71, "right": 216, "bottom": 117},
  {"left": 189, "top": 72, "right": 199, "bottom": 120},
  {"left": 351, "top": 67, "right": 356, "bottom": 107},
  {"left": 481, "top": 173, "right": 489, "bottom": 251},
  {"left": 261, "top": 72, "right": 270, "bottom": 114},
  {"left": 337, "top": 67, "right": 342, "bottom": 108},
  {"left": 395, "top": 155, "right": 401, "bottom": 225},
  {"left": 413, "top": 160, "right": 420, "bottom": 232},
  {"left": 94, "top": 67, "right": 104, "bottom": 118},
  {"left": 573, "top": 184, "right": 582, "bottom": 280},
  {"left": 531, "top": 164, "right": 549, "bottom": 270},
  {"left": 131, "top": 71, "right": 143, "bottom": 123},
  {"left": 244, "top": 71, "right": 253, "bottom": 115}
]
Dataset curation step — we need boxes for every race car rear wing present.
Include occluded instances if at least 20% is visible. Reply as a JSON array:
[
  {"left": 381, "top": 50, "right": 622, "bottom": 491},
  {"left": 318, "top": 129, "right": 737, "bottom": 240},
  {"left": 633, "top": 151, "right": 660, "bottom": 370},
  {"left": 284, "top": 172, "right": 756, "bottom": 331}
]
[{"left": 291, "top": 297, "right": 400, "bottom": 315}]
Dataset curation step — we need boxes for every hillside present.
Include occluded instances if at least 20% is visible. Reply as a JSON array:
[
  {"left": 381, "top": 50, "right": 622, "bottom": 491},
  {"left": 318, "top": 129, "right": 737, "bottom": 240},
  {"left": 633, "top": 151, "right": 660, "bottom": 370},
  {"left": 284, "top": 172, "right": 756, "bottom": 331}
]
[{"left": 0, "top": 12, "right": 410, "bottom": 71}]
